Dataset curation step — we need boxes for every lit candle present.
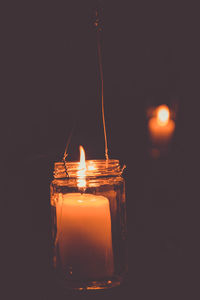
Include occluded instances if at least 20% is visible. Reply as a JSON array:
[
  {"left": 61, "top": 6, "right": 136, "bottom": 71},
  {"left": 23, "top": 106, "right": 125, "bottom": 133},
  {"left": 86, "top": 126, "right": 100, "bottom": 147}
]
[
  {"left": 55, "top": 146, "right": 114, "bottom": 279},
  {"left": 148, "top": 105, "right": 175, "bottom": 145}
]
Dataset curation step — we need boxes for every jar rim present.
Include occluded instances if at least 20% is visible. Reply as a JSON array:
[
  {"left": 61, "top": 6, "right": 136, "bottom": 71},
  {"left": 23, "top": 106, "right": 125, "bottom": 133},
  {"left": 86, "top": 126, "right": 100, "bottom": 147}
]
[{"left": 54, "top": 159, "right": 125, "bottom": 179}]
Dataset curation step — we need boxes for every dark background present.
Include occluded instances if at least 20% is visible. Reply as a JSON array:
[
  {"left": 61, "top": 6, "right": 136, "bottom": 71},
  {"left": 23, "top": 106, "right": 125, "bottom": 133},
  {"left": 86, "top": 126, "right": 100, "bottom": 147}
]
[{"left": 2, "top": 1, "right": 200, "bottom": 299}]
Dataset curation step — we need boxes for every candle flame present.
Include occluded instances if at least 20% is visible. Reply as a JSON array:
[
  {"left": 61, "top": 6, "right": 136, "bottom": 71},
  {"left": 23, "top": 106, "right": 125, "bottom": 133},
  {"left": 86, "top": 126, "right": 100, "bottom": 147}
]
[
  {"left": 156, "top": 105, "right": 170, "bottom": 126},
  {"left": 79, "top": 145, "right": 86, "bottom": 169},
  {"left": 78, "top": 145, "right": 86, "bottom": 188}
]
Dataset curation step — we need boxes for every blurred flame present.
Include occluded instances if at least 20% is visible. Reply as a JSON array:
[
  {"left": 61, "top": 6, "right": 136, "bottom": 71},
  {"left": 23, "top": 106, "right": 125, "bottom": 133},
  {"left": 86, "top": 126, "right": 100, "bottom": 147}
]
[
  {"left": 156, "top": 105, "right": 170, "bottom": 126},
  {"left": 77, "top": 145, "right": 86, "bottom": 188}
]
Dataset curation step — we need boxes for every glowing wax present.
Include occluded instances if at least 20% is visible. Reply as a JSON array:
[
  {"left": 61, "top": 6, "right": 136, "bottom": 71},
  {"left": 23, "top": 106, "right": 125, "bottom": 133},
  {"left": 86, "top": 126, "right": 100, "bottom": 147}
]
[{"left": 56, "top": 193, "right": 114, "bottom": 280}]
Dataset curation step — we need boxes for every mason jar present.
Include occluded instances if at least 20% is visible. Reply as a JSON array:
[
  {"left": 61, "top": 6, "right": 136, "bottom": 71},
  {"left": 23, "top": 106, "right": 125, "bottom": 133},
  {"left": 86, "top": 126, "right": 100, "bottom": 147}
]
[{"left": 50, "top": 159, "right": 127, "bottom": 291}]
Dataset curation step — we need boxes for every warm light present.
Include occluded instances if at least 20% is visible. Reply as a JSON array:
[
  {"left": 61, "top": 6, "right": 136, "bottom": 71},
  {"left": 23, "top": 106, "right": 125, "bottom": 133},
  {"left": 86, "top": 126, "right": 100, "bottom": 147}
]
[
  {"left": 148, "top": 104, "right": 175, "bottom": 148},
  {"left": 79, "top": 145, "right": 86, "bottom": 170},
  {"left": 156, "top": 105, "right": 170, "bottom": 126},
  {"left": 77, "top": 145, "right": 86, "bottom": 188}
]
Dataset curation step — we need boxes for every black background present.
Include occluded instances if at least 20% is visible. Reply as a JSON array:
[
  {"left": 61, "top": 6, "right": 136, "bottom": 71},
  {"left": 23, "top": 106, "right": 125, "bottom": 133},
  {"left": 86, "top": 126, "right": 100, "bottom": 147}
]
[{"left": 2, "top": 1, "right": 200, "bottom": 299}]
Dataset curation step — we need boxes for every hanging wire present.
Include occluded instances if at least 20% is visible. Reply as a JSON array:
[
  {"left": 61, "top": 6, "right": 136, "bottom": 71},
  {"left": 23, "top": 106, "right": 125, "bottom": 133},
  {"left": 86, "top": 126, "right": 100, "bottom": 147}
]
[
  {"left": 94, "top": 7, "right": 109, "bottom": 160},
  {"left": 62, "top": 3, "right": 109, "bottom": 174}
]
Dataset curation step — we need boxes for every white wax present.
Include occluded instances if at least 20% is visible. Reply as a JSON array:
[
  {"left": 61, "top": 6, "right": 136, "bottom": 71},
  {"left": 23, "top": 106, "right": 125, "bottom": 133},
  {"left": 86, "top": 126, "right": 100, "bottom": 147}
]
[{"left": 56, "top": 193, "right": 114, "bottom": 279}]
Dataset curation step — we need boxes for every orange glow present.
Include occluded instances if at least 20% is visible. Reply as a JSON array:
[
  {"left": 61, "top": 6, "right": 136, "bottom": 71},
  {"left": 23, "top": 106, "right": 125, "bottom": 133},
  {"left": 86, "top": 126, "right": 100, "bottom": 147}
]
[
  {"left": 77, "top": 146, "right": 86, "bottom": 188},
  {"left": 148, "top": 105, "right": 175, "bottom": 145},
  {"left": 156, "top": 105, "right": 170, "bottom": 126},
  {"left": 88, "top": 162, "right": 95, "bottom": 171}
]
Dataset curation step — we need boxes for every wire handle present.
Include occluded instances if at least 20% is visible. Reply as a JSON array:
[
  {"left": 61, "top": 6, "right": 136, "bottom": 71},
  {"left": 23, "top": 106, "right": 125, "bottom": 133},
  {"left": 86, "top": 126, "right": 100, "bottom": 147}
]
[{"left": 62, "top": 4, "right": 109, "bottom": 173}]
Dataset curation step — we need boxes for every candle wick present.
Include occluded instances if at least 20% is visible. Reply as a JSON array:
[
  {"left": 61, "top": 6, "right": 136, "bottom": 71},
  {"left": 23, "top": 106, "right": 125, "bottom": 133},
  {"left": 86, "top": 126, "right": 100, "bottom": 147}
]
[{"left": 95, "top": 8, "right": 109, "bottom": 161}]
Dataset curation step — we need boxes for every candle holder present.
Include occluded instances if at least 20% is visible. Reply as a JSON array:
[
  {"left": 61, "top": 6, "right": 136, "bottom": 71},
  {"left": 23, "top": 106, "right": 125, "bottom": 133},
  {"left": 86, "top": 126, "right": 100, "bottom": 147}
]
[{"left": 50, "top": 159, "right": 127, "bottom": 291}]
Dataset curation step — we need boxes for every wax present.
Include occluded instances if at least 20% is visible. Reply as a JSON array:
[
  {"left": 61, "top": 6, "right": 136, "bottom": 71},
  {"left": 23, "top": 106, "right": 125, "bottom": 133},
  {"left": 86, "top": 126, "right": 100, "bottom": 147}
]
[
  {"left": 148, "top": 117, "right": 175, "bottom": 145},
  {"left": 56, "top": 193, "right": 114, "bottom": 280}
]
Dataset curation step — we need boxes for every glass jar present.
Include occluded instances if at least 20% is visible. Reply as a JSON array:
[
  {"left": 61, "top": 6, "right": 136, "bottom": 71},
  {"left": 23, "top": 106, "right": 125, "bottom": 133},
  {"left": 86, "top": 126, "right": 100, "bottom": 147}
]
[{"left": 50, "top": 159, "right": 127, "bottom": 291}]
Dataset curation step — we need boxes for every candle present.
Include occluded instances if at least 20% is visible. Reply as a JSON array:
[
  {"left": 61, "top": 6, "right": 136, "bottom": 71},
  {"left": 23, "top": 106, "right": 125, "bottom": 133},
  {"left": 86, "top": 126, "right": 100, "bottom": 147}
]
[
  {"left": 56, "top": 192, "right": 114, "bottom": 279},
  {"left": 148, "top": 105, "right": 175, "bottom": 145}
]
